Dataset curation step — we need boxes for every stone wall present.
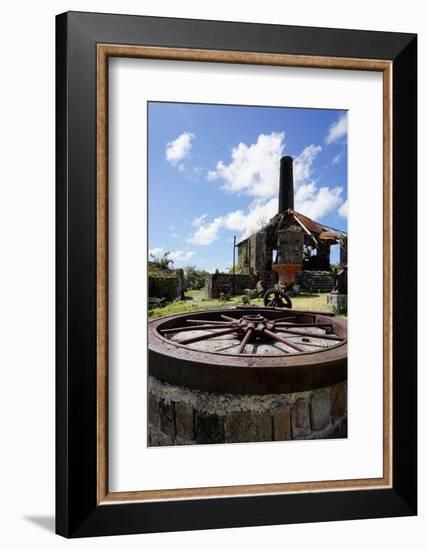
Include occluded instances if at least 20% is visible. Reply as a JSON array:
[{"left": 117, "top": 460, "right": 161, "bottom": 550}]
[
  {"left": 295, "top": 270, "right": 334, "bottom": 293},
  {"left": 148, "top": 269, "right": 185, "bottom": 302},
  {"left": 276, "top": 227, "right": 304, "bottom": 264},
  {"left": 250, "top": 232, "right": 268, "bottom": 274},
  {"left": 148, "top": 376, "right": 347, "bottom": 446},
  {"left": 205, "top": 273, "right": 257, "bottom": 299},
  {"left": 237, "top": 231, "right": 271, "bottom": 274}
]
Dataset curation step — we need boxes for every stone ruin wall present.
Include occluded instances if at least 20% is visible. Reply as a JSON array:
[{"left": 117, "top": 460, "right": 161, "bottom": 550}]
[
  {"left": 148, "top": 269, "right": 185, "bottom": 302},
  {"left": 205, "top": 273, "right": 257, "bottom": 299},
  {"left": 148, "top": 375, "right": 347, "bottom": 446},
  {"left": 276, "top": 227, "right": 304, "bottom": 264}
]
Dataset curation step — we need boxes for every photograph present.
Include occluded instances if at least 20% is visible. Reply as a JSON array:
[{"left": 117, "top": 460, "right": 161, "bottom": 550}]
[
  {"left": 0, "top": 0, "right": 420, "bottom": 544},
  {"left": 147, "top": 102, "right": 348, "bottom": 446}
]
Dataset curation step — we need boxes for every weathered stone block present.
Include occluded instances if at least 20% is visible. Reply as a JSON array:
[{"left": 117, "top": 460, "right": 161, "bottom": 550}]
[
  {"left": 147, "top": 424, "right": 156, "bottom": 446},
  {"left": 159, "top": 399, "right": 175, "bottom": 438},
  {"left": 175, "top": 401, "right": 194, "bottom": 441},
  {"left": 273, "top": 406, "right": 291, "bottom": 441},
  {"left": 194, "top": 412, "right": 225, "bottom": 444},
  {"left": 148, "top": 392, "right": 159, "bottom": 428},
  {"left": 331, "top": 383, "right": 347, "bottom": 421},
  {"left": 225, "top": 411, "right": 272, "bottom": 443},
  {"left": 310, "top": 389, "right": 331, "bottom": 431},
  {"left": 154, "top": 432, "right": 174, "bottom": 446},
  {"left": 277, "top": 228, "right": 304, "bottom": 264},
  {"left": 291, "top": 398, "right": 311, "bottom": 438},
  {"left": 325, "top": 418, "right": 348, "bottom": 439},
  {"left": 148, "top": 427, "right": 173, "bottom": 447},
  {"left": 175, "top": 436, "right": 196, "bottom": 445}
]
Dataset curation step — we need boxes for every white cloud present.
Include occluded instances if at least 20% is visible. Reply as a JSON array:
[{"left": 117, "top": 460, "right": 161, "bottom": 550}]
[
  {"left": 191, "top": 184, "right": 343, "bottom": 244},
  {"left": 169, "top": 250, "right": 194, "bottom": 262},
  {"left": 165, "top": 132, "right": 195, "bottom": 166},
  {"left": 171, "top": 232, "right": 179, "bottom": 238},
  {"left": 192, "top": 213, "right": 208, "bottom": 227},
  {"left": 208, "top": 135, "right": 323, "bottom": 201},
  {"left": 332, "top": 150, "right": 345, "bottom": 165},
  {"left": 224, "top": 198, "right": 277, "bottom": 240},
  {"left": 148, "top": 247, "right": 194, "bottom": 263},
  {"left": 187, "top": 216, "right": 224, "bottom": 246},
  {"left": 186, "top": 184, "right": 343, "bottom": 245},
  {"left": 207, "top": 132, "right": 285, "bottom": 198},
  {"left": 338, "top": 199, "right": 348, "bottom": 219},
  {"left": 186, "top": 199, "right": 278, "bottom": 246},
  {"left": 191, "top": 138, "right": 344, "bottom": 244},
  {"left": 295, "top": 183, "right": 343, "bottom": 220},
  {"left": 294, "top": 145, "right": 322, "bottom": 185},
  {"left": 325, "top": 114, "right": 347, "bottom": 145},
  {"left": 291, "top": 144, "right": 344, "bottom": 220}
]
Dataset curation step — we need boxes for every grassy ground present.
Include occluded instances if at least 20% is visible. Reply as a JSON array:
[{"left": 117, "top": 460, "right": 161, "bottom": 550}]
[{"left": 148, "top": 289, "right": 338, "bottom": 320}]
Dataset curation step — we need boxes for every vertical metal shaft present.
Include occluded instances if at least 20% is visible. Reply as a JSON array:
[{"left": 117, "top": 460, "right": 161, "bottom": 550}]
[{"left": 232, "top": 234, "right": 236, "bottom": 296}]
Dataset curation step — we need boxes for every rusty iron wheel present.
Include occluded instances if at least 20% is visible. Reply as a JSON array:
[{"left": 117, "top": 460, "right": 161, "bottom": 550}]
[
  {"left": 263, "top": 286, "right": 293, "bottom": 308},
  {"left": 149, "top": 308, "right": 347, "bottom": 394}
]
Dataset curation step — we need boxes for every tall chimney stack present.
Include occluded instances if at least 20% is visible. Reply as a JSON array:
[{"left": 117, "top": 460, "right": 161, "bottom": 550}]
[{"left": 278, "top": 155, "right": 294, "bottom": 213}]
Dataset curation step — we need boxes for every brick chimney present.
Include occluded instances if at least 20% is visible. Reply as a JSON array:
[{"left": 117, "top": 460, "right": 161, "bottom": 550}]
[{"left": 278, "top": 155, "right": 294, "bottom": 213}]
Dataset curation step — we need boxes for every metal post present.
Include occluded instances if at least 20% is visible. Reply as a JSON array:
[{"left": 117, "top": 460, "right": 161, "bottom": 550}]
[{"left": 232, "top": 235, "right": 236, "bottom": 296}]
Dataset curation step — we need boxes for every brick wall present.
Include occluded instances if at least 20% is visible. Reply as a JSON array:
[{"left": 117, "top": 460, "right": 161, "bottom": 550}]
[{"left": 148, "top": 376, "right": 347, "bottom": 446}]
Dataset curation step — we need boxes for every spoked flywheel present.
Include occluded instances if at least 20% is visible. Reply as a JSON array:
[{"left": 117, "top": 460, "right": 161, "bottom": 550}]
[
  {"left": 263, "top": 286, "right": 293, "bottom": 309},
  {"left": 148, "top": 308, "right": 347, "bottom": 394},
  {"left": 149, "top": 308, "right": 347, "bottom": 394},
  {"left": 157, "top": 311, "right": 344, "bottom": 355}
]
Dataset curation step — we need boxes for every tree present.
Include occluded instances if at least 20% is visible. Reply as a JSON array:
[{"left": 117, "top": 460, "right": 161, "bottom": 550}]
[
  {"left": 149, "top": 251, "right": 173, "bottom": 270},
  {"left": 184, "top": 265, "right": 209, "bottom": 290}
]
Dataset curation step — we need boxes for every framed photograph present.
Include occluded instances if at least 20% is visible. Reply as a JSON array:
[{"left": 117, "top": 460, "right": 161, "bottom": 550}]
[{"left": 56, "top": 11, "right": 417, "bottom": 537}]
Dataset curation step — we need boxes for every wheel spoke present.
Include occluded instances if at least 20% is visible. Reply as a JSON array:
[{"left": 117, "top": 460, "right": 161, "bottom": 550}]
[
  {"left": 264, "top": 329, "right": 307, "bottom": 352},
  {"left": 186, "top": 319, "right": 233, "bottom": 325},
  {"left": 272, "top": 315, "right": 296, "bottom": 323},
  {"left": 275, "top": 322, "right": 331, "bottom": 327},
  {"left": 220, "top": 314, "right": 239, "bottom": 322},
  {"left": 160, "top": 323, "right": 232, "bottom": 334},
  {"left": 238, "top": 328, "right": 254, "bottom": 354},
  {"left": 275, "top": 322, "right": 333, "bottom": 331},
  {"left": 275, "top": 328, "right": 343, "bottom": 341},
  {"left": 179, "top": 327, "right": 238, "bottom": 345}
]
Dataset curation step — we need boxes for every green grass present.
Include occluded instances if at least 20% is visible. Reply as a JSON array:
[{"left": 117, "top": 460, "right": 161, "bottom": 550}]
[{"left": 148, "top": 289, "right": 339, "bottom": 320}]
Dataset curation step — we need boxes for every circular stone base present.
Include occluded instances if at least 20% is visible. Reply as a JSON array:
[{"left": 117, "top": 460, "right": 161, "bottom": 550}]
[{"left": 148, "top": 376, "right": 347, "bottom": 446}]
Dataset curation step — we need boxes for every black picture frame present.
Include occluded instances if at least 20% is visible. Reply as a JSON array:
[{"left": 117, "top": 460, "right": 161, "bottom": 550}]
[{"left": 56, "top": 11, "right": 417, "bottom": 538}]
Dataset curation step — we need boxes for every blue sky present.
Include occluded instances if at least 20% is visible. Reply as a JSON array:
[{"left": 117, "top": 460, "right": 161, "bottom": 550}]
[{"left": 148, "top": 102, "right": 348, "bottom": 272}]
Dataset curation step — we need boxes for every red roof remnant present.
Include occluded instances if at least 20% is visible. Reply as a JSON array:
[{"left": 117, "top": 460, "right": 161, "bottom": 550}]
[
  {"left": 319, "top": 231, "right": 344, "bottom": 240},
  {"left": 237, "top": 208, "right": 346, "bottom": 245},
  {"left": 290, "top": 210, "right": 326, "bottom": 235}
]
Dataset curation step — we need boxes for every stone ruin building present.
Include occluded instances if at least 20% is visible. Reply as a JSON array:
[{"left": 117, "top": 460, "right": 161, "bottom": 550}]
[{"left": 207, "top": 155, "right": 347, "bottom": 298}]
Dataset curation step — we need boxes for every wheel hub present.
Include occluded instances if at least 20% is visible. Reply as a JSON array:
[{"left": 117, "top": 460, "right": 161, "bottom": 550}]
[{"left": 234, "top": 314, "right": 276, "bottom": 343}]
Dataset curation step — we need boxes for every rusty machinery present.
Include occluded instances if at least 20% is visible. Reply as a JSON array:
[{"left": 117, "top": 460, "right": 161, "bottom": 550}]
[{"left": 148, "top": 308, "right": 347, "bottom": 395}]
